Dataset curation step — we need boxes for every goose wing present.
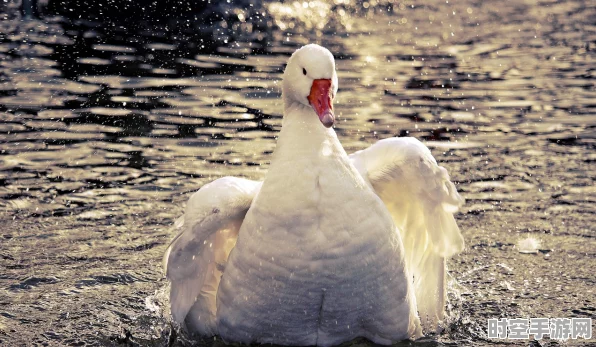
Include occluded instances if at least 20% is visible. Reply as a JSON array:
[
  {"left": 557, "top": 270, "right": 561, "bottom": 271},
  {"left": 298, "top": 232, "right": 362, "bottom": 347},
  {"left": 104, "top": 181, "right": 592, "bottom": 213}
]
[
  {"left": 349, "top": 137, "right": 464, "bottom": 332},
  {"left": 164, "top": 177, "right": 261, "bottom": 335}
]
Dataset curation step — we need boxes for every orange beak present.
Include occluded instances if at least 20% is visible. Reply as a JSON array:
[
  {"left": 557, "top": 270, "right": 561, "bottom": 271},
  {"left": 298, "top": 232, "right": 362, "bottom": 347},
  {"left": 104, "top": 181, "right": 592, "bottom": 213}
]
[{"left": 307, "top": 79, "right": 334, "bottom": 128}]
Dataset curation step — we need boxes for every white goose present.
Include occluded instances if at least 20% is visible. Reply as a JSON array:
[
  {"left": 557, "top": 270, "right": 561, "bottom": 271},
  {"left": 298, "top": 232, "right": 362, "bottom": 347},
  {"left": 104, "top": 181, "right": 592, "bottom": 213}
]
[{"left": 164, "top": 44, "right": 464, "bottom": 346}]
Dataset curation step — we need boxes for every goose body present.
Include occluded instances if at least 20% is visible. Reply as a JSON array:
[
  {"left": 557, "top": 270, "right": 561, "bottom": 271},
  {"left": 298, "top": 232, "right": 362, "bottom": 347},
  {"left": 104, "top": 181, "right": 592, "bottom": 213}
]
[{"left": 165, "top": 44, "right": 464, "bottom": 346}]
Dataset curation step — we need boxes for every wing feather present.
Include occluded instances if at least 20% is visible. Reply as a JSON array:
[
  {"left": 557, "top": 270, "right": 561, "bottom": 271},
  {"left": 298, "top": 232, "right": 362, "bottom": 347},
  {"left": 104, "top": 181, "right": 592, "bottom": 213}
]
[
  {"left": 164, "top": 177, "right": 261, "bottom": 335},
  {"left": 350, "top": 137, "right": 464, "bottom": 332}
]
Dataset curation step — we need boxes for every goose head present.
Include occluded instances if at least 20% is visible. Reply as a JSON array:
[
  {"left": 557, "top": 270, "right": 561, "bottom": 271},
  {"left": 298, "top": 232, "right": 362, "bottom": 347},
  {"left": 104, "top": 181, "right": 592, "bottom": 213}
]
[{"left": 282, "top": 44, "right": 338, "bottom": 128}]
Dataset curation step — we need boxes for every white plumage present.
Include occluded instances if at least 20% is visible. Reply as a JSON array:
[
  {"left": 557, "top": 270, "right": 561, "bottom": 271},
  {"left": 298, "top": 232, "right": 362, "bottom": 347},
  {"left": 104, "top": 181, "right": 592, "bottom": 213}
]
[{"left": 164, "top": 44, "right": 464, "bottom": 346}]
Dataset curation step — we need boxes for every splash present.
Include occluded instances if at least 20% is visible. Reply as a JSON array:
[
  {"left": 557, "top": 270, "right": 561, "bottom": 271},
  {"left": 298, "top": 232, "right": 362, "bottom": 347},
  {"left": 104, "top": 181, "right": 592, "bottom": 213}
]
[{"left": 517, "top": 236, "right": 542, "bottom": 254}]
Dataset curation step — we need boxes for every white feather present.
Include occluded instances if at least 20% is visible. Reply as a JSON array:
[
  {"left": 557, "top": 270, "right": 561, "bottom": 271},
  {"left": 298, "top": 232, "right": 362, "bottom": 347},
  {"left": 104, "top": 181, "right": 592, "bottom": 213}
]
[
  {"left": 164, "top": 177, "right": 261, "bottom": 335},
  {"left": 350, "top": 137, "right": 465, "bottom": 332}
]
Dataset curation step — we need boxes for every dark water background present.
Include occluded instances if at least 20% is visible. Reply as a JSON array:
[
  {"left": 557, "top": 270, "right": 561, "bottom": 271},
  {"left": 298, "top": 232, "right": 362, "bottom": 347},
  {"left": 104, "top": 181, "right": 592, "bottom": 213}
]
[{"left": 0, "top": 0, "right": 594, "bottom": 346}]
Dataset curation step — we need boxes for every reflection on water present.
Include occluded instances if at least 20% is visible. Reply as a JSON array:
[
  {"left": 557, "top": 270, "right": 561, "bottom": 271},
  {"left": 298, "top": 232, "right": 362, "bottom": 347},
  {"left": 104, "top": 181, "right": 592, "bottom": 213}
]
[{"left": 0, "top": 0, "right": 594, "bottom": 346}]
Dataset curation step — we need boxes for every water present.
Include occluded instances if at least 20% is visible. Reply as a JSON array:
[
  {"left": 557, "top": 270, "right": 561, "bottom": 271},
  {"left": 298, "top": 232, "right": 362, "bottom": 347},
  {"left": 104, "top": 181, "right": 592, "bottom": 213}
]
[{"left": 1, "top": 0, "right": 594, "bottom": 346}]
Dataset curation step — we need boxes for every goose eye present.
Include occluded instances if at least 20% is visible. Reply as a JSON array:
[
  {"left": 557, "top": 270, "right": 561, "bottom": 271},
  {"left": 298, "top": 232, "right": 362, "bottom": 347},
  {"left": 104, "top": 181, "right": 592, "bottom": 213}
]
[{"left": 302, "top": 68, "right": 307, "bottom": 76}]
